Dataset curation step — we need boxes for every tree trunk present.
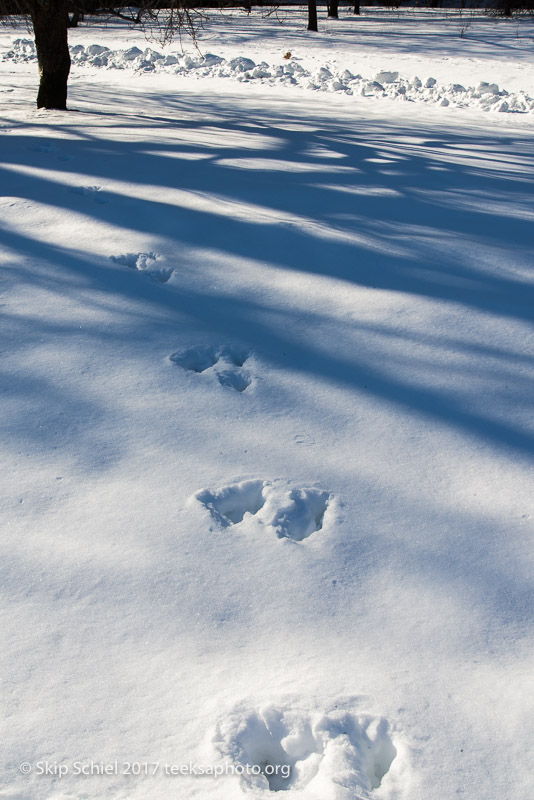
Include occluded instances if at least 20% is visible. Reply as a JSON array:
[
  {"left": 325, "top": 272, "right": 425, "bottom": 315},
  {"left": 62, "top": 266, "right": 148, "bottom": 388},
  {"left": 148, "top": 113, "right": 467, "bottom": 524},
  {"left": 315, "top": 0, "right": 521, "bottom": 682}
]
[
  {"left": 354, "top": 0, "right": 360, "bottom": 14},
  {"left": 68, "top": 10, "right": 83, "bottom": 27},
  {"left": 328, "top": 0, "right": 339, "bottom": 18},
  {"left": 31, "top": 0, "right": 71, "bottom": 109},
  {"left": 307, "top": 0, "right": 318, "bottom": 31}
]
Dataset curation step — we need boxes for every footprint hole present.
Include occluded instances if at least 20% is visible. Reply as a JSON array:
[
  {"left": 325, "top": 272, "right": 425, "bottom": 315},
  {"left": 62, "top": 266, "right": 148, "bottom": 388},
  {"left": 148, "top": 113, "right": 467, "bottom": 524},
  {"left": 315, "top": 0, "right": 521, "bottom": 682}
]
[
  {"left": 169, "top": 345, "right": 218, "bottom": 373},
  {"left": 196, "top": 480, "right": 267, "bottom": 526},
  {"left": 217, "top": 369, "right": 251, "bottom": 392}
]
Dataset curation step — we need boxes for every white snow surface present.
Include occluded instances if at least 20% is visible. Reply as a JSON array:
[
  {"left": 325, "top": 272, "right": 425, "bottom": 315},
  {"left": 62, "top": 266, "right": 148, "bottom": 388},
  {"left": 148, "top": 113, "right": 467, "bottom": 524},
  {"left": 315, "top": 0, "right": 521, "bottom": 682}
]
[{"left": 1, "top": 8, "right": 534, "bottom": 800}]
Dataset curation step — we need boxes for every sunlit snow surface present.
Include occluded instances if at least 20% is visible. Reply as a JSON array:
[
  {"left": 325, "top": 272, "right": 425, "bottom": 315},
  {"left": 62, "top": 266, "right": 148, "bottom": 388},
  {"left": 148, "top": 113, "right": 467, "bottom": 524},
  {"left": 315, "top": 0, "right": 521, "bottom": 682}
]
[{"left": 1, "top": 8, "right": 533, "bottom": 800}]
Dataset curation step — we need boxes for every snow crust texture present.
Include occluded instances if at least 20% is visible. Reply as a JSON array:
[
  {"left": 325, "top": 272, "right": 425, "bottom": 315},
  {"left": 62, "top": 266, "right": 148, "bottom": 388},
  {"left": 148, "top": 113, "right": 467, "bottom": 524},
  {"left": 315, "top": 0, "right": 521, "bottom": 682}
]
[
  {"left": 215, "top": 701, "right": 401, "bottom": 797},
  {"left": 5, "top": 37, "right": 533, "bottom": 114},
  {"left": 194, "top": 480, "right": 331, "bottom": 541}
]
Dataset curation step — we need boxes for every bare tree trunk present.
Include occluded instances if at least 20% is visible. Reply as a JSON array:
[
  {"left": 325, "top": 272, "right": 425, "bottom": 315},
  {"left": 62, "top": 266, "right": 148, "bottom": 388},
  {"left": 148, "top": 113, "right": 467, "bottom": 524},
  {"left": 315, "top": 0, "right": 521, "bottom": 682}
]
[
  {"left": 31, "top": 0, "right": 71, "bottom": 109},
  {"left": 328, "top": 0, "right": 339, "bottom": 18},
  {"left": 354, "top": 0, "right": 360, "bottom": 14},
  {"left": 307, "top": 0, "right": 318, "bottom": 30},
  {"left": 68, "top": 10, "right": 83, "bottom": 27}
]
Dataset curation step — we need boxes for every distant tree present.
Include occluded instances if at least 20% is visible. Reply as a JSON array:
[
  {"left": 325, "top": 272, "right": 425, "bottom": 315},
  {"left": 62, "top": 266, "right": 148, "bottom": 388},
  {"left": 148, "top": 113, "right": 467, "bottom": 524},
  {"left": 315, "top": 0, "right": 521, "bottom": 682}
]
[
  {"left": 0, "top": 0, "right": 202, "bottom": 110},
  {"left": 327, "top": 0, "right": 339, "bottom": 18},
  {"left": 353, "top": 0, "right": 360, "bottom": 14},
  {"left": 495, "top": 0, "right": 534, "bottom": 13},
  {"left": 307, "top": 0, "right": 317, "bottom": 30}
]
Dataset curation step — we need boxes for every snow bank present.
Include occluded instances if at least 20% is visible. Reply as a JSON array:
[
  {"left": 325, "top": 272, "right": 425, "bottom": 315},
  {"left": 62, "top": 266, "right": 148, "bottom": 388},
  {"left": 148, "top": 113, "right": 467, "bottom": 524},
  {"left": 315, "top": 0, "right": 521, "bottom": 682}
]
[{"left": 4, "top": 37, "right": 534, "bottom": 114}]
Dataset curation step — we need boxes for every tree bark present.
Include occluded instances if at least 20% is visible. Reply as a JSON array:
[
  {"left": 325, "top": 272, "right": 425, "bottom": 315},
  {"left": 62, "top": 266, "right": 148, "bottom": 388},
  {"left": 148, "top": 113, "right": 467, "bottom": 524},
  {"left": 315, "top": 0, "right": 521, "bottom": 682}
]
[
  {"left": 307, "top": 0, "right": 318, "bottom": 31},
  {"left": 327, "top": 0, "right": 339, "bottom": 18},
  {"left": 31, "top": 0, "right": 71, "bottom": 109}
]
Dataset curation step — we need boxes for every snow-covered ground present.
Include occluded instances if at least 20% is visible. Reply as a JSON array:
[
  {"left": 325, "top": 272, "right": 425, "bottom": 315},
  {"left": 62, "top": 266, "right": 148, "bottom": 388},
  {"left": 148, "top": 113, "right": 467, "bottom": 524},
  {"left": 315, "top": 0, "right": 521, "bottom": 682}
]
[{"left": 1, "top": 8, "right": 533, "bottom": 800}]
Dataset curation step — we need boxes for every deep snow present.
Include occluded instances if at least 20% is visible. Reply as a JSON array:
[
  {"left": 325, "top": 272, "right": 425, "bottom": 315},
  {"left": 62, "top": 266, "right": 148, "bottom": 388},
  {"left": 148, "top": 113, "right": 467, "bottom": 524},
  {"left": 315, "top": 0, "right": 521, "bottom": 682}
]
[{"left": 1, "top": 8, "right": 534, "bottom": 800}]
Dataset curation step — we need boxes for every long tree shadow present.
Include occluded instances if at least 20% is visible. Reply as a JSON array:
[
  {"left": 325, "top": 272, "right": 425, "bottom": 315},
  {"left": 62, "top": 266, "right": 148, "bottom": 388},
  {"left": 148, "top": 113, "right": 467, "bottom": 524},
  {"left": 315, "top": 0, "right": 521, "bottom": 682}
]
[{"left": 1, "top": 83, "right": 533, "bottom": 467}]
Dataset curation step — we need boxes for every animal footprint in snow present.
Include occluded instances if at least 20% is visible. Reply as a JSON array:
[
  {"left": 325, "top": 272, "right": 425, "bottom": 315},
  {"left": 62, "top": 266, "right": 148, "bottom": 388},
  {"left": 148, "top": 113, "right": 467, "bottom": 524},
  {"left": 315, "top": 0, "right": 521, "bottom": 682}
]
[
  {"left": 110, "top": 252, "right": 173, "bottom": 283},
  {"left": 169, "top": 344, "right": 252, "bottom": 391},
  {"left": 293, "top": 432, "right": 316, "bottom": 447},
  {"left": 215, "top": 702, "right": 400, "bottom": 796},
  {"left": 217, "top": 368, "right": 251, "bottom": 393},
  {"left": 194, "top": 480, "right": 268, "bottom": 526},
  {"left": 28, "top": 142, "right": 59, "bottom": 154},
  {"left": 215, "top": 345, "right": 251, "bottom": 391},
  {"left": 194, "top": 481, "right": 331, "bottom": 540},
  {"left": 270, "top": 488, "right": 330, "bottom": 541},
  {"left": 69, "top": 184, "right": 108, "bottom": 204},
  {"left": 169, "top": 345, "right": 218, "bottom": 373}
]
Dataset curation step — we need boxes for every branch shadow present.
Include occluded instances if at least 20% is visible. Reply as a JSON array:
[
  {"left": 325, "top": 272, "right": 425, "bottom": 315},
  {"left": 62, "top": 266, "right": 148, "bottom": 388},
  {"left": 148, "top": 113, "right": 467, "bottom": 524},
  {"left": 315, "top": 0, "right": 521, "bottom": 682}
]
[{"left": 1, "top": 82, "right": 533, "bottom": 472}]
